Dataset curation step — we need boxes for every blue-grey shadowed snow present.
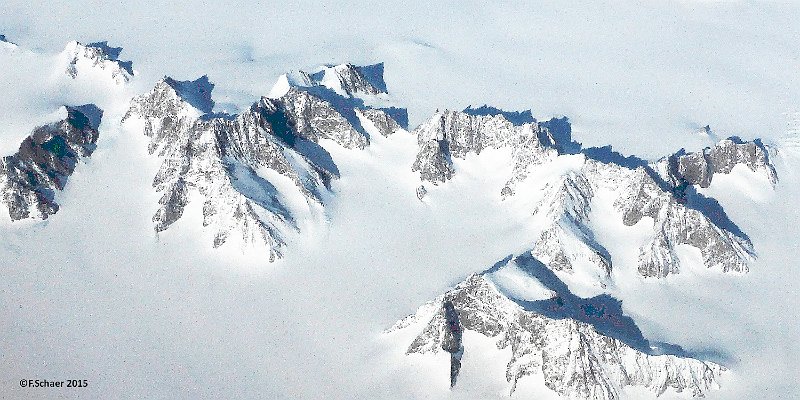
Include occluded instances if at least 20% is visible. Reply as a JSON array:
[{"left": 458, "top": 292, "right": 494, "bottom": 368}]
[
  {"left": 740, "top": 137, "right": 778, "bottom": 183},
  {"left": 87, "top": 41, "right": 134, "bottom": 75},
  {"left": 541, "top": 116, "right": 582, "bottom": 154},
  {"left": 294, "top": 139, "right": 339, "bottom": 180},
  {"left": 164, "top": 76, "right": 215, "bottom": 114},
  {"left": 0, "top": 34, "right": 16, "bottom": 45},
  {"left": 200, "top": 112, "right": 237, "bottom": 122},
  {"left": 583, "top": 144, "right": 754, "bottom": 248},
  {"left": 484, "top": 253, "right": 728, "bottom": 362},
  {"left": 355, "top": 63, "right": 388, "bottom": 93},
  {"left": 379, "top": 107, "right": 409, "bottom": 130},
  {"left": 583, "top": 145, "right": 650, "bottom": 170},
  {"left": 235, "top": 43, "right": 256, "bottom": 63},
  {"left": 254, "top": 102, "right": 340, "bottom": 189},
  {"left": 463, "top": 105, "right": 535, "bottom": 126},
  {"left": 581, "top": 145, "right": 671, "bottom": 189},
  {"left": 67, "top": 104, "right": 103, "bottom": 130},
  {"left": 686, "top": 187, "right": 753, "bottom": 247},
  {"left": 222, "top": 158, "right": 295, "bottom": 226}
]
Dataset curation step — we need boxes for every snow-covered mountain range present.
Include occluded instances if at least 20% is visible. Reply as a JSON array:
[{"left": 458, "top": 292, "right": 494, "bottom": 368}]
[{"left": 1, "top": 37, "right": 794, "bottom": 400}]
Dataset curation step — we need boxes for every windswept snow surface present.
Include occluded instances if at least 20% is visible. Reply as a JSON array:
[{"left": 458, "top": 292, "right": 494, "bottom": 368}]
[{"left": 2, "top": 1, "right": 800, "bottom": 399}]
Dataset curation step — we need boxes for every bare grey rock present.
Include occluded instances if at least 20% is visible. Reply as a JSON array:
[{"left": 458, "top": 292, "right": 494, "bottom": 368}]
[
  {"left": 668, "top": 137, "right": 777, "bottom": 188},
  {"left": 271, "top": 62, "right": 388, "bottom": 98},
  {"left": 440, "top": 301, "right": 463, "bottom": 387},
  {"left": 1, "top": 106, "right": 101, "bottom": 220},
  {"left": 308, "top": 63, "right": 387, "bottom": 96},
  {"left": 280, "top": 88, "right": 368, "bottom": 149},
  {"left": 606, "top": 164, "right": 754, "bottom": 278},
  {"left": 531, "top": 171, "right": 611, "bottom": 278},
  {"left": 411, "top": 139, "right": 454, "bottom": 185},
  {"left": 415, "top": 185, "right": 427, "bottom": 200},
  {"left": 125, "top": 70, "right": 401, "bottom": 259},
  {"left": 388, "top": 261, "right": 726, "bottom": 399},
  {"left": 410, "top": 107, "right": 769, "bottom": 280},
  {"left": 411, "top": 110, "right": 556, "bottom": 190},
  {"left": 357, "top": 108, "right": 401, "bottom": 137}
]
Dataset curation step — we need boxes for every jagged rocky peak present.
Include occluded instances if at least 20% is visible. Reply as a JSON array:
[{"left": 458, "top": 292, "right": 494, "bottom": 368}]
[
  {"left": 603, "top": 162, "right": 754, "bottom": 278},
  {"left": 667, "top": 136, "right": 777, "bottom": 188},
  {"left": 61, "top": 41, "right": 134, "bottom": 84},
  {"left": 410, "top": 106, "right": 766, "bottom": 279},
  {"left": 124, "top": 76, "right": 214, "bottom": 156},
  {"left": 388, "top": 254, "right": 725, "bottom": 399},
  {"left": 127, "top": 77, "right": 286, "bottom": 259},
  {"left": 412, "top": 108, "right": 557, "bottom": 198},
  {"left": 126, "top": 75, "right": 212, "bottom": 116},
  {"left": 1, "top": 105, "right": 102, "bottom": 221},
  {"left": 162, "top": 75, "right": 215, "bottom": 113},
  {"left": 355, "top": 108, "right": 402, "bottom": 138},
  {"left": 531, "top": 170, "right": 612, "bottom": 281},
  {"left": 268, "top": 61, "right": 406, "bottom": 140},
  {"left": 127, "top": 71, "right": 403, "bottom": 259},
  {"left": 270, "top": 62, "right": 387, "bottom": 98},
  {"left": 278, "top": 87, "right": 369, "bottom": 149},
  {"left": 309, "top": 63, "right": 387, "bottom": 96}
]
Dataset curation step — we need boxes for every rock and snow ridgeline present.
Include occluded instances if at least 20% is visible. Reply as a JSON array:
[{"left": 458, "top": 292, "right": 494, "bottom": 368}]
[
  {"left": 387, "top": 254, "right": 726, "bottom": 399},
  {"left": 1, "top": 105, "right": 102, "bottom": 220},
  {"left": 61, "top": 41, "right": 134, "bottom": 84},
  {"left": 410, "top": 108, "right": 767, "bottom": 279},
  {"left": 121, "top": 63, "right": 405, "bottom": 259},
  {"left": 391, "top": 108, "right": 772, "bottom": 397},
  {"left": 1, "top": 40, "right": 782, "bottom": 399}
]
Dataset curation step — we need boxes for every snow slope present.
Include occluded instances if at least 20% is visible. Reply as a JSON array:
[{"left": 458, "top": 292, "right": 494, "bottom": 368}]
[{"left": 1, "top": 3, "right": 800, "bottom": 398}]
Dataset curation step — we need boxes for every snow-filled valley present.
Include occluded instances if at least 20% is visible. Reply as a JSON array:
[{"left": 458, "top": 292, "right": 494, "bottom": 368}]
[{"left": 2, "top": 3, "right": 800, "bottom": 399}]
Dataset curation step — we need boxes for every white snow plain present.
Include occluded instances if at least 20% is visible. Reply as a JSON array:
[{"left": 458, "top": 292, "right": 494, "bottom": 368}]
[{"left": 2, "top": 1, "right": 800, "bottom": 399}]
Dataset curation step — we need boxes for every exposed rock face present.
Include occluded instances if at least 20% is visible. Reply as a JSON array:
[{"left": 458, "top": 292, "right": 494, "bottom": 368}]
[
  {"left": 533, "top": 157, "right": 754, "bottom": 279},
  {"left": 664, "top": 138, "right": 777, "bottom": 188},
  {"left": 279, "top": 88, "right": 368, "bottom": 149},
  {"left": 440, "top": 301, "right": 463, "bottom": 387},
  {"left": 409, "top": 110, "right": 771, "bottom": 279},
  {"left": 607, "top": 165, "right": 754, "bottom": 277},
  {"left": 1, "top": 106, "right": 101, "bottom": 220},
  {"left": 411, "top": 110, "right": 557, "bottom": 195},
  {"left": 388, "top": 255, "right": 725, "bottom": 399},
  {"left": 127, "top": 79, "right": 309, "bottom": 259},
  {"left": 357, "top": 108, "right": 402, "bottom": 137},
  {"left": 268, "top": 63, "right": 405, "bottom": 139},
  {"left": 61, "top": 41, "right": 134, "bottom": 84},
  {"left": 125, "top": 65, "right": 406, "bottom": 259},
  {"left": 411, "top": 139, "right": 454, "bottom": 185},
  {"left": 309, "top": 63, "right": 387, "bottom": 96},
  {"left": 531, "top": 170, "right": 611, "bottom": 279},
  {"left": 271, "top": 63, "right": 387, "bottom": 98}
]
